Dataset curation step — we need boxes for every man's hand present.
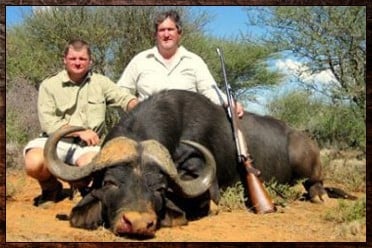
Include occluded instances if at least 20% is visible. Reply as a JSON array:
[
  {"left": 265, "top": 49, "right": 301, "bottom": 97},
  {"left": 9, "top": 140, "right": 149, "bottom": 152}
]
[
  {"left": 127, "top": 98, "right": 139, "bottom": 111},
  {"left": 223, "top": 101, "right": 244, "bottom": 118},
  {"left": 77, "top": 129, "right": 100, "bottom": 146},
  {"left": 236, "top": 101, "right": 244, "bottom": 118}
]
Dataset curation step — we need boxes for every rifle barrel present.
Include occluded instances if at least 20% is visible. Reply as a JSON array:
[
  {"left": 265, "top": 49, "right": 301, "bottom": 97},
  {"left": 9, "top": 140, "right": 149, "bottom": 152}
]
[{"left": 216, "top": 47, "right": 276, "bottom": 214}]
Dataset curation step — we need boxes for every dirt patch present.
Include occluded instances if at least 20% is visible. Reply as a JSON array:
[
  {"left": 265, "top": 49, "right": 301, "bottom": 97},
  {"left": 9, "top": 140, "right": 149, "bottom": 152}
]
[{"left": 6, "top": 170, "right": 365, "bottom": 242}]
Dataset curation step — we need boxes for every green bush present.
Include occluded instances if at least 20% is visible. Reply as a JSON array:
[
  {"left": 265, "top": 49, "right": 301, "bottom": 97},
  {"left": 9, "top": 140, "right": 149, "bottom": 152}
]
[
  {"left": 266, "top": 179, "right": 304, "bottom": 207},
  {"left": 323, "top": 197, "right": 366, "bottom": 223},
  {"left": 268, "top": 90, "right": 365, "bottom": 150},
  {"left": 6, "top": 111, "right": 28, "bottom": 170},
  {"left": 219, "top": 182, "right": 246, "bottom": 211},
  {"left": 311, "top": 105, "right": 365, "bottom": 150},
  {"left": 6, "top": 111, "right": 28, "bottom": 145}
]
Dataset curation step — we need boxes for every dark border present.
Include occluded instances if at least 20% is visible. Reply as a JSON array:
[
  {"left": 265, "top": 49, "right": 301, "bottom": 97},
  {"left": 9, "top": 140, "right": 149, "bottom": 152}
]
[{"left": 0, "top": 1, "right": 370, "bottom": 247}]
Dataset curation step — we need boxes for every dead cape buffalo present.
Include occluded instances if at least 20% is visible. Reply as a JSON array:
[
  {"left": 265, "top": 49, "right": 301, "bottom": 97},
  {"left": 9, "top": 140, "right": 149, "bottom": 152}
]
[{"left": 44, "top": 89, "right": 352, "bottom": 238}]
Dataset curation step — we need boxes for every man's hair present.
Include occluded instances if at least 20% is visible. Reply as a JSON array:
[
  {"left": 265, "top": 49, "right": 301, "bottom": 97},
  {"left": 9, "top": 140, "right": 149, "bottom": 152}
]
[
  {"left": 154, "top": 10, "right": 182, "bottom": 34},
  {"left": 64, "top": 39, "right": 91, "bottom": 59}
]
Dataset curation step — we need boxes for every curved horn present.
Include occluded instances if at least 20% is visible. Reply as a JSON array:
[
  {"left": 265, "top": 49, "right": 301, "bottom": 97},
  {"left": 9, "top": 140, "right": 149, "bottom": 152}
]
[
  {"left": 44, "top": 126, "right": 139, "bottom": 182},
  {"left": 140, "top": 140, "right": 216, "bottom": 198}
]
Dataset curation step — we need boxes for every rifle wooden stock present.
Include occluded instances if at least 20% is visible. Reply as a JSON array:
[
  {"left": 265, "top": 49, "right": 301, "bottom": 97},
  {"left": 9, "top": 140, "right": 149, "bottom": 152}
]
[
  {"left": 244, "top": 159, "right": 276, "bottom": 214},
  {"left": 236, "top": 122, "right": 276, "bottom": 214}
]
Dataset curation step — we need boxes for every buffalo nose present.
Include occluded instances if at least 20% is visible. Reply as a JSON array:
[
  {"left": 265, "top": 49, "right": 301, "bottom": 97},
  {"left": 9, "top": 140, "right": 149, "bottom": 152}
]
[{"left": 115, "top": 211, "right": 157, "bottom": 237}]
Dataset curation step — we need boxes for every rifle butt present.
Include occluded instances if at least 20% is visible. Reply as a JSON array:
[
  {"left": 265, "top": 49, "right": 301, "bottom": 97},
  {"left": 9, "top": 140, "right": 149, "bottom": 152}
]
[{"left": 246, "top": 170, "right": 276, "bottom": 214}]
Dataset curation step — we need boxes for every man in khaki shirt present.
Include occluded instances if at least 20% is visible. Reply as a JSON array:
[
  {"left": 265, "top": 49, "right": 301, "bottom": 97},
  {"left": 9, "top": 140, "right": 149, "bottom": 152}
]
[
  {"left": 23, "top": 39, "right": 138, "bottom": 206},
  {"left": 117, "top": 10, "right": 244, "bottom": 117}
]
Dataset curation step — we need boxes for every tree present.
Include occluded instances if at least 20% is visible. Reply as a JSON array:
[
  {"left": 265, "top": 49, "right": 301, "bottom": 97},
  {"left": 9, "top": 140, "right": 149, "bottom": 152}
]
[
  {"left": 7, "top": 6, "right": 281, "bottom": 99},
  {"left": 245, "top": 6, "right": 366, "bottom": 120},
  {"left": 186, "top": 37, "right": 283, "bottom": 103},
  {"left": 6, "top": 7, "right": 155, "bottom": 86}
]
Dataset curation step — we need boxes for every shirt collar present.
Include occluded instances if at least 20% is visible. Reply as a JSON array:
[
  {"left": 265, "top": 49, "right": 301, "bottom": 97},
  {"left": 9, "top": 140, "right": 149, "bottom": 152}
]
[
  {"left": 176, "top": 46, "right": 192, "bottom": 59},
  {"left": 150, "top": 45, "right": 192, "bottom": 62},
  {"left": 61, "top": 70, "right": 92, "bottom": 86}
]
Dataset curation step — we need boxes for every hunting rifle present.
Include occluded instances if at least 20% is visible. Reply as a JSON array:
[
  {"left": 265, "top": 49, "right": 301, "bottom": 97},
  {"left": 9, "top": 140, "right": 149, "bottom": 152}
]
[{"left": 216, "top": 48, "right": 276, "bottom": 214}]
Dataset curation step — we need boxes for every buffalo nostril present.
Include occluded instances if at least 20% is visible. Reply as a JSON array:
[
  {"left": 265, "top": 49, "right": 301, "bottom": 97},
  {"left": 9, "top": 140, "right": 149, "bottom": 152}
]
[
  {"left": 147, "top": 220, "right": 155, "bottom": 229},
  {"left": 122, "top": 215, "right": 133, "bottom": 231}
]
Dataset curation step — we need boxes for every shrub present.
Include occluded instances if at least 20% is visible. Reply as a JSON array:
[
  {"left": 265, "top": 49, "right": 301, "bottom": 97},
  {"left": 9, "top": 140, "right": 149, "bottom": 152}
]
[
  {"left": 6, "top": 141, "right": 25, "bottom": 170},
  {"left": 219, "top": 182, "right": 246, "bottom": 211},
  {"left": 6, "top": 78, "right": 40, "bottom": 143},
  {"left": 6, "top": 79, "right": 40, "bottom": 170},
  {"left": 266, "top": 179, "right": 304, "bottom": 207},
  {"left": 267, "top": 90, "right": 365, "bottom": 150},
  {"left": 321, "top": 150, "right": 366, "bottom": 192},
  {"left": 6, "top": 111, "right": 28, "bottom": 145},
  {"left": 323, "top": 197, "right": 366, "bottom": 238},
  {"left": 323, "top": 197, "right": 366, "bottom": 223}
]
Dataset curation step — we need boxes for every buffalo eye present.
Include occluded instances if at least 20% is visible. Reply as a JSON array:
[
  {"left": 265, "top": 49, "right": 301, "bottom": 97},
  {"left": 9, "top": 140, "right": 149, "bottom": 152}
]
[{"left": 103, "top": 180, "right": 118, "bottom": 188}]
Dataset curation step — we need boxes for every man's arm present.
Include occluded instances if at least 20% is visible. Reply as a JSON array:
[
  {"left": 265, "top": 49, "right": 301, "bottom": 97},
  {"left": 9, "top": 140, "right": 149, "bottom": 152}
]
[
  {"left": 99, "top": 74, "right": 138, "bottom": 112},
  {"left": 38, "top": 83, "right": 68, "bottom": 135},
  {"left": 116, "top": 56, "right": 138, "bottom": 95}
]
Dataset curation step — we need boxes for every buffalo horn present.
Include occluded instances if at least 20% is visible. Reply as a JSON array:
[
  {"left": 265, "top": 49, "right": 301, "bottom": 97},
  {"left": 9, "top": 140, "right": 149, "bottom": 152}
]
[
  {"left": 44, "top": 126, "right": 139, "bottom": 182},
  {"left": 140, "top": 140, "right": 216, "bottom": 198}
]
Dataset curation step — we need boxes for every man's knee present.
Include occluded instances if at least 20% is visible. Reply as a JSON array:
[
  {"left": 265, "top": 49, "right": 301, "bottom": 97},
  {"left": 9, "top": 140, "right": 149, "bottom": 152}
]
[
  {"left": 24, "top": 148, "right": 43, "bottom": 171},
  {"left": 24, "top": 148, "right": 49, "bottom": 180},
  {"left": 75, "top": 151, "right": 98, "bottom": 167}
]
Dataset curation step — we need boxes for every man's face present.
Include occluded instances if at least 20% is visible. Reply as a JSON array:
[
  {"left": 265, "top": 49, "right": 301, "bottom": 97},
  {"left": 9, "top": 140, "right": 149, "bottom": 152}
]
[
  {"left": 63, "top": 47, "right": 91, "bottom": 81},
  {"left": 156, "top": 17, "right": 181, "bottom": 53}
]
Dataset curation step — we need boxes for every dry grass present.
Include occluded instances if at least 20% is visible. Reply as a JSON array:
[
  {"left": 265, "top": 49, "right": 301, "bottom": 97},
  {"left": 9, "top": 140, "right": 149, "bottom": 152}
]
[
  {"left": 321, "top": 149, "right": 366, "bottom": 192},
  {"left": 6, "top": 169, "right": 27, "bottom": 200},
  {"left": 217, "top": 148, "right": 366, "bottom": 239}
]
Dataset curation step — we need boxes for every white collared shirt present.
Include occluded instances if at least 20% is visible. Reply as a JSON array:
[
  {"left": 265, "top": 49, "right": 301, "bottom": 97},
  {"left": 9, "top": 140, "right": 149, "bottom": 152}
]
[{"left": 117, "top": 46, "right": 226, "bottom": 105}]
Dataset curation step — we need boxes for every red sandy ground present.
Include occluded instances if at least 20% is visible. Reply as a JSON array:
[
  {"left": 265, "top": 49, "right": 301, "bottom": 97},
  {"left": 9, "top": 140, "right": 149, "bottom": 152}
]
[{"left": 6, "top": 170, "right": 366, "bottom": 242}]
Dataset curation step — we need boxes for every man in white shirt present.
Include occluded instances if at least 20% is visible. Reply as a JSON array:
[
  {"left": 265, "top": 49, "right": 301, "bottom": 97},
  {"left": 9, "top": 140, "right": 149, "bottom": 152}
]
[{"left": 117, "top": 9, "right": 244, "bottom": 117}]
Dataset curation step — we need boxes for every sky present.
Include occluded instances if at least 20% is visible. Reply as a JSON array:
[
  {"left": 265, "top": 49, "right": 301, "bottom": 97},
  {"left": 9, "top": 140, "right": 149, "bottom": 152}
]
[
  {"left": 5, "top": 6, "right": 31, "bottom": 27},
  {"left": 6, "top": 6, "right": 249, "bottom": 38},
  {"left": 190, "top": 6, "right": 249, "bottom": 38}
]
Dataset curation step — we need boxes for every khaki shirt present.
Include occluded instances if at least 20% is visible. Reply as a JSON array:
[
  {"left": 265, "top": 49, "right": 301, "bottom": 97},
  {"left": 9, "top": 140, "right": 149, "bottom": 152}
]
[
  {"left": 38, "top": 70, "right": 136, "bottom": 135},
  {"left": 117, "top": 46, "right": 227, "bottom": 105}
]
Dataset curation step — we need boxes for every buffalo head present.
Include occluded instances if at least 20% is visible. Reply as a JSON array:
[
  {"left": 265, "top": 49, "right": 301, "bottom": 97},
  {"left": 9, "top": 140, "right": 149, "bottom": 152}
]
[{"left": 44, "top": 126, "right": 216, "bottom": 237}]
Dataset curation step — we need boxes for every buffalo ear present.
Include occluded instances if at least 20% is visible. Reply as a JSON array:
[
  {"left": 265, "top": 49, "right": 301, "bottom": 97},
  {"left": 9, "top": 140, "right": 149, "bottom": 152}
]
[
  {"left": 160, "top": 198, "right": 188, "bottom": 227},
  {"left": 70, "top": 190, "right": 103, "bottom": 230}
]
